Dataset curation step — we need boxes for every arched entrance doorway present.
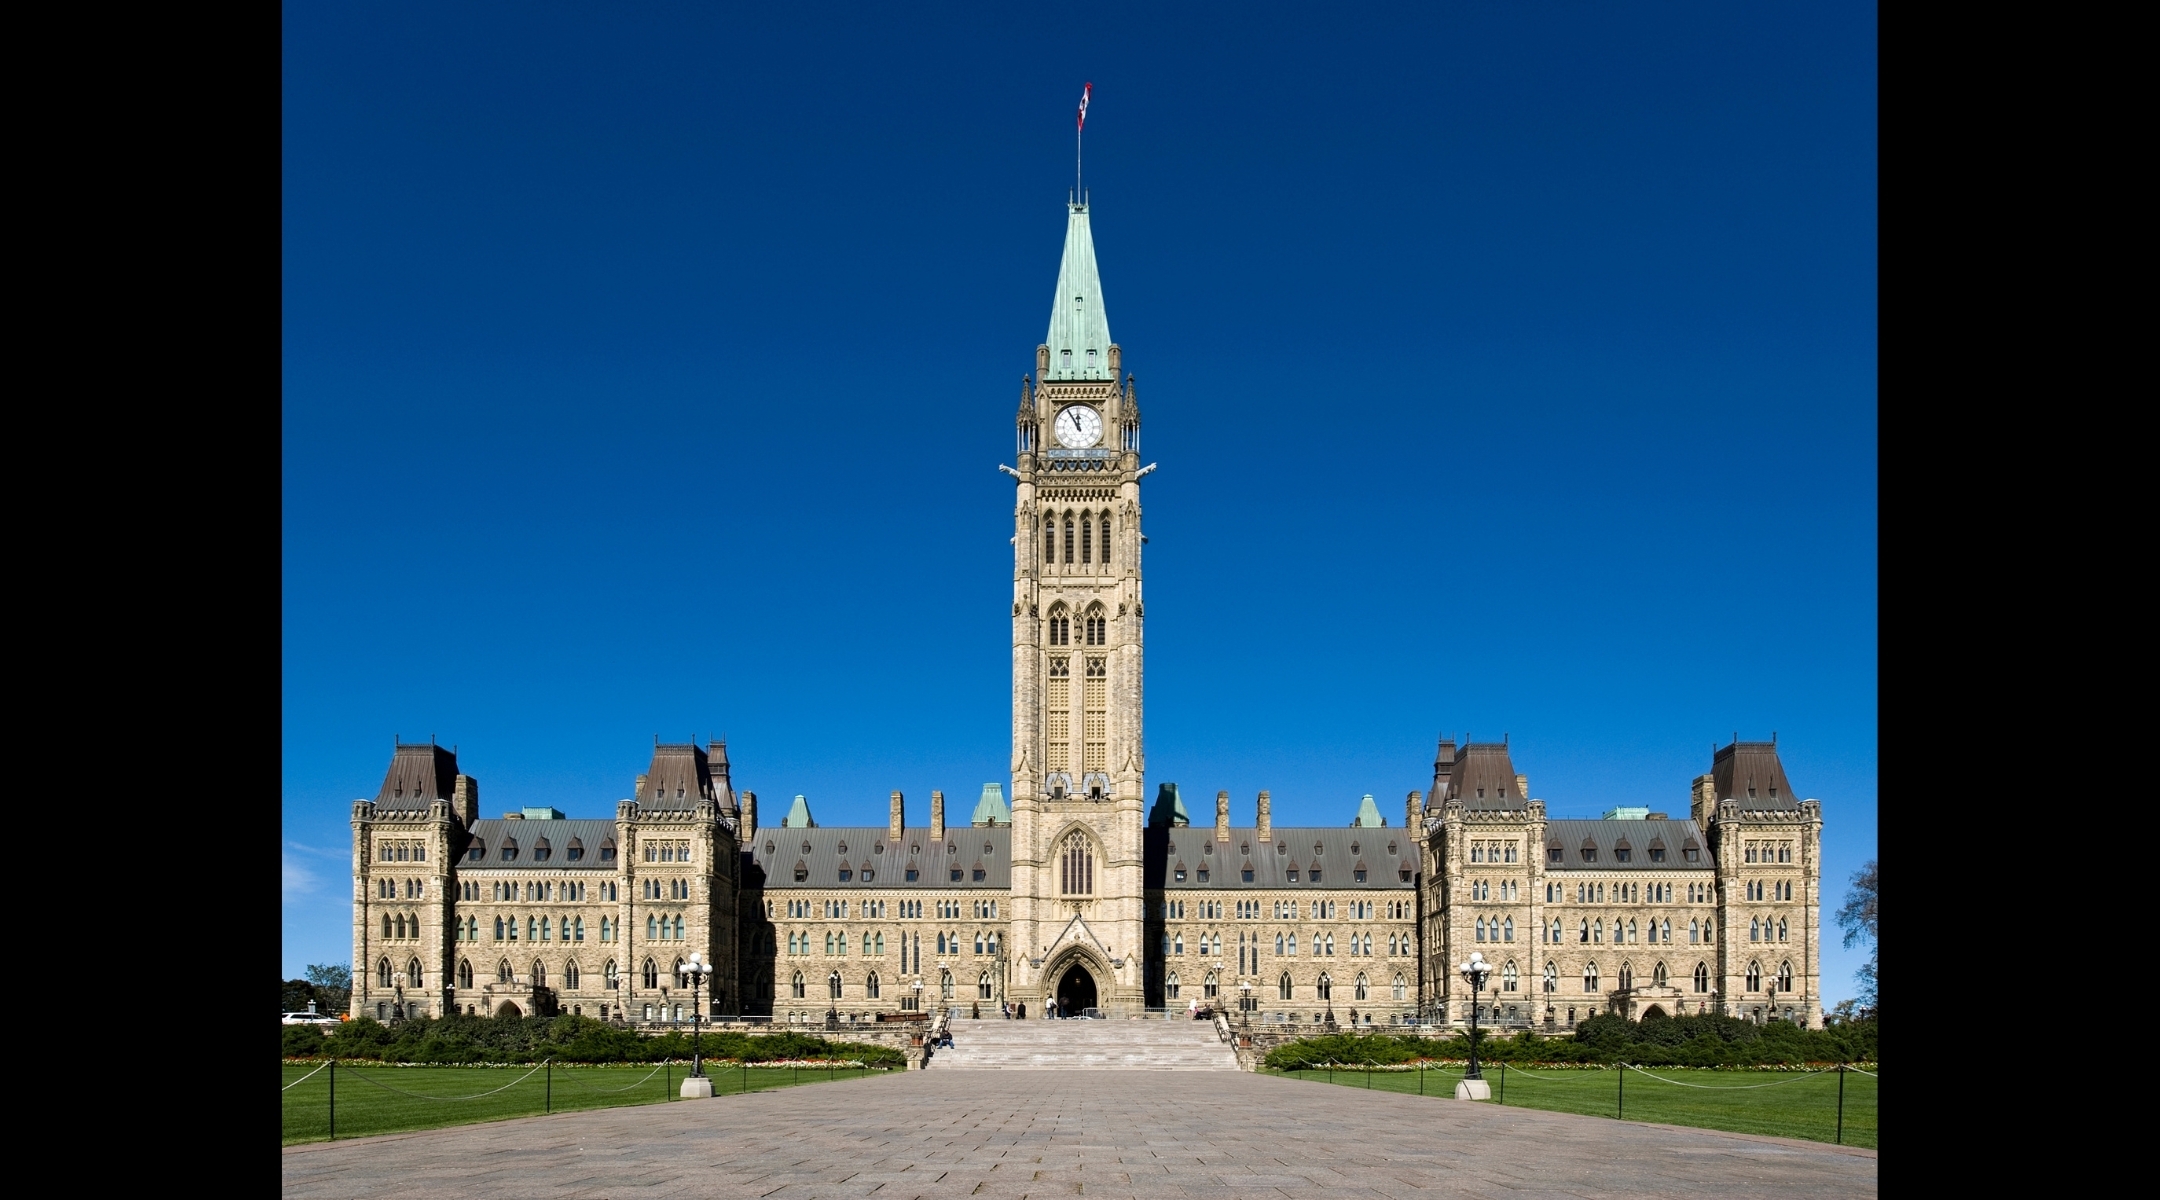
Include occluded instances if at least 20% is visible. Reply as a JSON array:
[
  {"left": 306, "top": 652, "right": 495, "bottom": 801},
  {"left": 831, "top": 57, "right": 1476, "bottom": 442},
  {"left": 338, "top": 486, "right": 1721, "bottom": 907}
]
[
  {"left": 495, "top": 1000, "right": 523, "bottom": 1018},
  {"left": 1055, "top": 963, "right": 1098, "bottom": 1016},
  {"left": 1641, "top": 1004, "right": 1667, "bottom": 1020}
]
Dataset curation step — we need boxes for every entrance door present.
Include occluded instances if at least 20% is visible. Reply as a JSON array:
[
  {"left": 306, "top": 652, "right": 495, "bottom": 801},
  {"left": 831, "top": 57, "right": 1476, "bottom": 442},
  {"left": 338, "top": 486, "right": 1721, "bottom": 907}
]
[{"left": 1056, "top": 963, "right": 1098, "bottom": 1016}]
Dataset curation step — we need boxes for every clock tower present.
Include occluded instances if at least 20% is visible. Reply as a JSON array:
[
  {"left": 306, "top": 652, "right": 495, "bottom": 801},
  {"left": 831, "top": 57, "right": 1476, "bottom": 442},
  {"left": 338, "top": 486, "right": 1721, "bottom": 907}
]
[{"left": 1007, "top": 195, "right": 1149, "bottom": 1016}]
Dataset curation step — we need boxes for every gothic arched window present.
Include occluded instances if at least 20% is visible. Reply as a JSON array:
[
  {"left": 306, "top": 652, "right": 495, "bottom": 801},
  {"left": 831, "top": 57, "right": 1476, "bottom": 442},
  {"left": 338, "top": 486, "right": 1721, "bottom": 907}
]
[
  {"left": 1502, "top": 961, "right": 1519, "bottom": 992},
  {"left": 1317, "top": 973, "right": 1332, "bottom": 1000},
  {"left": 1694, "top": 961, "right": 1710, "bottom": 993},
  {"left": 565, "top": 961, "right": 579, "bottom": 989},
  {"left": 1063, "top": 514, "right": 1075, "bottom": 563},
  {"left": 1279, "top": 972, "right": 1293, "bottom": 1000},
  {"left": 829, "top": 972, "right": 843, "bottom": 999},
  {"left": 498, "top": 960, "right": 514, "bottom": 983},
  {"left": 458, "top": 959, "right": 474, "bottom": 988},
  {"left": 1354, "top": 973, "right": 1368, "bottom": 1001},
  {"left": 643, "top": 958, "right": 659, "bottom": 988},
  {"left": 867, "top": 972, "right": 880, "bottom": 998},
  {"left": 792, "top": 971, "right": 805, "bottom": 998},
  {"left": 1393, "top": 973, "right": 1407, "bottom": 1000},
  {"left": 1583, "top": 962, "right": 1599, "bottom": 992},
  {"left": 407, "top": 958, "right": 423, "bottom": 988},
  {"left": 1778, "top": 961, "right": 1794, "bottom": 993},
  {"left": 1652, "top": 961, "right": 1668, "bottom": 987},
  {"left": 1617, "top": 962, "right": 1633, "bottom": 991},
  {"left": 1081, "top": 515, "right": 1092, "bottom": 563},
  {"left": 1746, "top": 961, "right": 1763, "bottom": 991},
  {"left": 378, "top": 958, "right": 392, "bottom": 988},
  {"left": 1060, "top": 832, "right": 1095, "bottom": 895},
  {"left": 1166, "top": 971, "right": 1180, "bottom": 1000}
]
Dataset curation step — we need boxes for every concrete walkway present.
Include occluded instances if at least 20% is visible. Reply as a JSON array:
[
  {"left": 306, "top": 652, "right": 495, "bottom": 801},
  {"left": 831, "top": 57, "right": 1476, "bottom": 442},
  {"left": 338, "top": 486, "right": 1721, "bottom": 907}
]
[{"left": 283, "top": 1070, "right": 1876, "bottom": 1198}]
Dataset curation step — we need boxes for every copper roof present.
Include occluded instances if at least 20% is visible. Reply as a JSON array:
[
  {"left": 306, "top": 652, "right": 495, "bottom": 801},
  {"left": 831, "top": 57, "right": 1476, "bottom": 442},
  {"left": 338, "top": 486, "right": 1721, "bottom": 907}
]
[
  {"left": 374, "top": 742, "right": 458, "bottom": 813},
  {"left": 1712, "top": 741, "right": 1800, "bottom": 812}
]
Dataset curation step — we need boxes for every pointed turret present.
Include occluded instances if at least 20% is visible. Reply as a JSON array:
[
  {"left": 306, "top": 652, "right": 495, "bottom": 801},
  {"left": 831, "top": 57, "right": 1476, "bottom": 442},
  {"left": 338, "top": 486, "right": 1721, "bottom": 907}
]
[{"left": 1044, "top": 202, "right": 1113, "bottom": 380}]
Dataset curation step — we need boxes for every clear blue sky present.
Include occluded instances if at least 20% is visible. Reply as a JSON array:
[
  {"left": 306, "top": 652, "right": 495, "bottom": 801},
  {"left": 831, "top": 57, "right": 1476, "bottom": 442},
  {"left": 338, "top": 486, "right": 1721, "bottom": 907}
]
[{"left": 283, "top": 2, "right": 1878, "bottom": 1001}]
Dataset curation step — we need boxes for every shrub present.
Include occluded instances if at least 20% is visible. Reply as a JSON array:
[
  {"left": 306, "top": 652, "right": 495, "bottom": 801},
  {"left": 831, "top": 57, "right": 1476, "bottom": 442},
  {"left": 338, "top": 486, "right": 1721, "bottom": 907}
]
[
  {"left": 298, "top": 1013, "right": 902, "bottom": 1068},
  {"left": 1261, "top": 1013, "right": 1877, "bottom": 1069}
]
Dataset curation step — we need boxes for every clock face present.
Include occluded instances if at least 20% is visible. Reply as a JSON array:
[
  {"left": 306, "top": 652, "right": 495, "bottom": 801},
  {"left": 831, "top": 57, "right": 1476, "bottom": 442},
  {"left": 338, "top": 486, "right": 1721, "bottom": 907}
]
[{"left": 1055, "top": 406, "right": 1103, "bottom": 448}]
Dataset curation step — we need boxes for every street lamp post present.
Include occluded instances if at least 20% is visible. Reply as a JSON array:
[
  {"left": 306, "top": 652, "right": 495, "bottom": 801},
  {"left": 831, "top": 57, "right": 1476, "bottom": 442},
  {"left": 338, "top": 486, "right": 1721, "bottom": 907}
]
[
  {"left": 675, "top": 953, "right": 715, "bottom": 1098},
  {"left": 1239, "top": 980, "right": 1253, "bottom": 1030},
  {"left": 1455, "top": 952, "right": 1493, "bottom": 1100}
]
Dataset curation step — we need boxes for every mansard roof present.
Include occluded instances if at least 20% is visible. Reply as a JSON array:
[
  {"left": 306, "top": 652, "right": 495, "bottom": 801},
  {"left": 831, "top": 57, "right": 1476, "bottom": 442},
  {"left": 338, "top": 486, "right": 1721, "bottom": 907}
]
[
  {"left": 1437, "top": 740, "right": 1528, "bottom": 812},
  {"left": 1543, "top": 819, "right": 1710, "bottom": 871},
  {"left": 461, "top": 818, "right": 620, "bottom": 869},
  {"left": 1713, "top": 740, "right": 1801, "bottom": 812},
  {"left": 749, "top": 827, "right": 1012, "bottom": 890},
  {"left": 639, "top": 741, "right": 730, "bottom": 813},
  {"left": 1150, "top": 827, "right": 1415, "bottom": 890},
  {"left": 375, "top": 742, "right": 458, "bottom": 813}
]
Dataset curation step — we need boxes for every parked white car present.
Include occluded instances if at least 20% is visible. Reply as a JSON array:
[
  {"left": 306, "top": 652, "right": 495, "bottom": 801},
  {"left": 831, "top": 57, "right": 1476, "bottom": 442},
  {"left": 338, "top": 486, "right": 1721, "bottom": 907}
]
[{"left": 282, "top": 1011, "right": 340, "bottom": 1025}]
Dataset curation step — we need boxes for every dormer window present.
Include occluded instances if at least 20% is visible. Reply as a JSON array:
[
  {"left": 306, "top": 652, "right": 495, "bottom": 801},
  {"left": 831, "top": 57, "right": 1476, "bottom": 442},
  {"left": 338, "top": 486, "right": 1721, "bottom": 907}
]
[
  {"left": 1614, "top": 847, "right": 1630, "bottom": 863},
  {"left": 1174, "top": 866, "right": 1186, "bottom": 883},
  {"left": 567, "top": 839, "right": 584, "bottom": 862},
  {"left": 467, "top": 841, "right": 486, "bottom": 862},
  {"left": 1580, "top": 847, "right": 1596, "bottom": 863},
  {"left": 500, "top": 839, "right": 519, "bottom": 862},
  {"left": 1685, "top": 848, "right": 1701, "bottom": 863},
  {"left": 600, "top": 841, "right": 616, "bottom": 862},
  {"left": 1548, "top": 846, "right": 1563, "bottom": 863}
]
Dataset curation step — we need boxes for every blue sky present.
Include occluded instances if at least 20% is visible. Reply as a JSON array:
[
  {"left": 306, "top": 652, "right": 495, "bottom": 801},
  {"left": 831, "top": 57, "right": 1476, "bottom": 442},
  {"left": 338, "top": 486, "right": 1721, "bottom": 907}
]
[{"left": 283, "top": 2, "right": 1878, "bottom": 999}]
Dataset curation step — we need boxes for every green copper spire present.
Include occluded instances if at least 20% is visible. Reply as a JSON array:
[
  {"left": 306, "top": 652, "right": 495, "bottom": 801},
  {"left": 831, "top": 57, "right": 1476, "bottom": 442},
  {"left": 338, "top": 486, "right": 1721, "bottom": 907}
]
[
  {"left": 781, "top": 794, "right": 816, "bottom": 828},
  {"left": 1148, "top": 782, "right": 1190, "bottom": 828},
  {"left": 1352, "top": 794, "right": 1386, "bottom": 827},
  {"left": 1045, "top": 201, "right": 1113, "bottom": 380},
  {"left": 971, "top": 783, "right": 1012, "bottom": 827}
]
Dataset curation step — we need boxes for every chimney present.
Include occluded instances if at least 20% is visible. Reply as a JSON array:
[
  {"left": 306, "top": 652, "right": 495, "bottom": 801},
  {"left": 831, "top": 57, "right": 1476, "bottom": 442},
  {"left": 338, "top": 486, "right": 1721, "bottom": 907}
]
[
  {"left": 633, "top": 774, "right": 648, "bottom": 809},
  {"left": 1256, "top": 790, "right": 1272, "bottom": 842},
  {"left": 889, "top": 791, "right": 905, "bottom": 843},
  {"left": 1405, "top": 790, "right": 1421, "bottom": 832},
  {"left": 1691, "top": 774, "right": 1716, "bottom": 826},
  {"left": 452, "top": 774, "right": 479, "bottom": 827},
  {"left": 1215, "top": 791, "right": 1231, "bottom": 841},
  {"left": 741, "top": 791, "right": 758, "bottom": 843},
  {"left": 1516, "top": 775, "right": 1531, "bottom": 803},
  {"left": 930, "top": 790, "right": 945, "bottom": 840}
]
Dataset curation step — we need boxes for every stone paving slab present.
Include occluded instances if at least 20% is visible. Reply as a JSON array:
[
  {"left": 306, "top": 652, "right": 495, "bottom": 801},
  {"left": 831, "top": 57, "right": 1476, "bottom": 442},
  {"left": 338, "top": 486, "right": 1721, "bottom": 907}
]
[{"left": 284, "top": 1071, "right": 1875, "bottom": 1199}]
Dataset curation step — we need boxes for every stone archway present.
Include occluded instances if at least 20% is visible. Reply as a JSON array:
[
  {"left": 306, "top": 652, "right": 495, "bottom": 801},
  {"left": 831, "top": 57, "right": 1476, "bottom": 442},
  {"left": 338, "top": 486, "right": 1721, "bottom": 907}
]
[
  {"left": 495, "top": 1000, "right": 523, "bottom": 1018},
  {"left": 1641, "top": 1004, "right": 1667, "bottom": 1020},
  {"left": 1054, "top": 961, "right": 1099, "bottom": 1016}
]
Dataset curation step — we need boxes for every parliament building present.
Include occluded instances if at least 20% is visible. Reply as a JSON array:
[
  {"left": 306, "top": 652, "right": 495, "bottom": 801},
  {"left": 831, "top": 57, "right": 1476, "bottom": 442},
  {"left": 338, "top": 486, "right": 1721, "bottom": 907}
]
[{"left": 349, "top": 195, "right": 1825, "bottom": 1033}]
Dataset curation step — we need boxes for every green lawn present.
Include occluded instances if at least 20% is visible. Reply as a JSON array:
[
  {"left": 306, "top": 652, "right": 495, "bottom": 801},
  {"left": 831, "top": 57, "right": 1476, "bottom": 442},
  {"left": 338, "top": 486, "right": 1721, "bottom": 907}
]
[
  {"left": 281, "top": 1061, "right": 894, "bottom": 1145},
  {"left": 1262, "top": 1064, "right": 1877, "bottom": 1150}
]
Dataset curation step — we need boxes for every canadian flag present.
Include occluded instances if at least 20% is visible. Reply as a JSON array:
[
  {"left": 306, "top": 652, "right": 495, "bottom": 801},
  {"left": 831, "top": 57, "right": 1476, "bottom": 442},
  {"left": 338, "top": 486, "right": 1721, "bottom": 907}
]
[{"left": 1077, "top": 82, "right": 1092, "bottom": 131}]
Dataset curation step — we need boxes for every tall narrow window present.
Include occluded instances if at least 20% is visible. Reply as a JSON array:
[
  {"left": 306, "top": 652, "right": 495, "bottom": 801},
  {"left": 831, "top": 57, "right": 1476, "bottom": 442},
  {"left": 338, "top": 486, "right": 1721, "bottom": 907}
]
[
  {"left": 1044, "top": 517, "right": 1056, "bottom": 564},
  {"left": 1047, "top": 656, "right": 1071, "bottom": 774},
  {"left": 1081, "top": 515, "right": 1092, "bottom": 563},
  {"left": 1060, "top": 831, "right": 1095, "bottom": 894},
  {"left": 1083, "top": 657, "right": 1107, "bottom": 772},
  {"left": 1694, "top": 961, "right": 1710, "bottom": 992},
  {"left": 1064, "top": 515, "right": 1075, "bottom": 563}
]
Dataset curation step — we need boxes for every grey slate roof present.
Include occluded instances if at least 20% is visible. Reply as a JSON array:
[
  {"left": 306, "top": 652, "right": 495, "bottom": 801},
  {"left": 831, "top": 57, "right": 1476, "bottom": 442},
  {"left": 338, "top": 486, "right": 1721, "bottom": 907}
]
[
  {"left": 1432, "top": 740, "right": 1528, "bottom": 812},
  {"left": 1150, "top": 828, "right": 1416, "bottom": 890},
  {"left": 750, "top": 827, "right": 1012, "bottom": 890},
  {"left": 375, "top": 742, "right": 458, "bottom": 813},
  {"left": 1542, "top": 820, "right": 1710, "bottom": 871},
  {"left": 1712, "top": 741, "right": 1804, "bottom": 812},
  {"left": 461, "top": 819, "right": 620, "bottom": 870}
]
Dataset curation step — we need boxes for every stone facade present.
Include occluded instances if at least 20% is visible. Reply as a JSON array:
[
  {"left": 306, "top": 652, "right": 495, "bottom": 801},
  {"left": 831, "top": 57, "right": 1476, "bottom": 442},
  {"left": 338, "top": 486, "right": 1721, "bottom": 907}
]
[{"left": 347, "top": 195, "right": 1825, "bottom": 1032}]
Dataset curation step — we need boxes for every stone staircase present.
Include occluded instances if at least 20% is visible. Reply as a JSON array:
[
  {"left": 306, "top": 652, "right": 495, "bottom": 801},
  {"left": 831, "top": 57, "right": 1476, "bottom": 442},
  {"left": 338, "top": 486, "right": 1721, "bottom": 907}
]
[{"left": 926, "top": 1016, "right": 1240, "bottom": 1070}]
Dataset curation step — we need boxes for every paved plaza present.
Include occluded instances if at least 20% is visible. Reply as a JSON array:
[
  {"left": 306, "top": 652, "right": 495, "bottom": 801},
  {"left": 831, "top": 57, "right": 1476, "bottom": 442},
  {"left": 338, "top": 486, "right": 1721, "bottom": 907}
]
[{"left": 283, "top": 1069, "right": 1875, "bottom": 1198}]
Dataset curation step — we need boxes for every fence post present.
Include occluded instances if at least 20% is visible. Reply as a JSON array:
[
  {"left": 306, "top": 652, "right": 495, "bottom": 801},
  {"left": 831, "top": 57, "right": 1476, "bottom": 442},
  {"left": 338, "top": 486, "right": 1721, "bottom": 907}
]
[
  {"left": 1497, "top": 1062, "right": 1505, "bottom": 1106},
  {"left": 741, "top": 1061, "right": 747, "bottom": 1095},
  {"left": 1419, "top": 1063, "right": 1424, "bottom": 1096},
  {"left": 546, "top": 1060, "right": 552, "bottom": 1114},
  {"left": 1617, "top": 1063, "right": 1625, "bottom": 1120},
  {"left": 667, "top": 1061, "right": 672, "bottom": 1100},
  {"left": 1365, "top": 1064, "right": 1371, "bottom": 1089},
  {"left": 1836, "top": 1064, "right": 1846, "bottom": 1145},
  {"left": 328, "top": 1059, "right": 336, "bottom": 1142}
]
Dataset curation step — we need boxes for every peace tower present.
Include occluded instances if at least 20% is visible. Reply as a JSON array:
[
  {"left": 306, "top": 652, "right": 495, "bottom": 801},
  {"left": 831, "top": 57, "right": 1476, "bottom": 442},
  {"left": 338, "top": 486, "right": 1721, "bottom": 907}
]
[{"left": 1005, "top": 195, "right": 1148, "bottom": 1014}]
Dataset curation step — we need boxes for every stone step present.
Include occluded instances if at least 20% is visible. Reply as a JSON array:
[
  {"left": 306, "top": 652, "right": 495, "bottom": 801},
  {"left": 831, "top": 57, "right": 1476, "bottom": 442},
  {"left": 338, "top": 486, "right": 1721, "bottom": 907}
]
[{"left": 925, "top": 1020, "right": 1240, "bottom": 1070}]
